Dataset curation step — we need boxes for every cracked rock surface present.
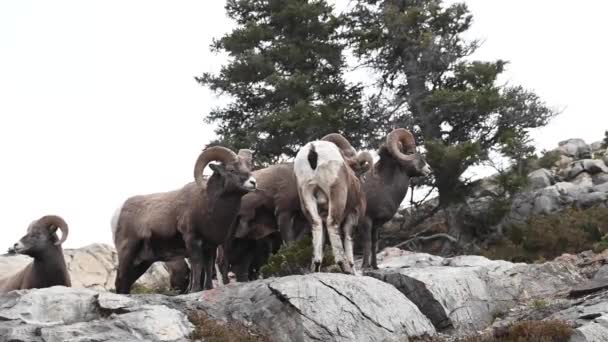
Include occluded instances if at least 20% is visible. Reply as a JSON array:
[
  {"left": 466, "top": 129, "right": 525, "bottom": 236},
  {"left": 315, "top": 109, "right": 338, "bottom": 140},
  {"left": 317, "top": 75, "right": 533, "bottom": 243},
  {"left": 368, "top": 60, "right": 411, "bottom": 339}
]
[
  {"left": 3, "top": 247, "right": 608, "bottom": 341},
  {"left": 367, "top": 252, "right": 584, "bottom": 334},
  {"left": 0, "top": 274, "right": 435, "bottom": 342},
  {"left": 0, "top": 287, "right": 193, "bottom": 342},
  {"left": 179, "top": 273, "right": 436, "bottom": 342}
]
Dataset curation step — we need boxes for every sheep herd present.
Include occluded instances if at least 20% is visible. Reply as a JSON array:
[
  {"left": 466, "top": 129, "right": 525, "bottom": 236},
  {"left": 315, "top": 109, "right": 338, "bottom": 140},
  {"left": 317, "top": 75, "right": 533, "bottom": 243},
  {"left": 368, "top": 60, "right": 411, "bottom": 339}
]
[{"left": 0, "top": 129, "right": 431, "bottom": 294}]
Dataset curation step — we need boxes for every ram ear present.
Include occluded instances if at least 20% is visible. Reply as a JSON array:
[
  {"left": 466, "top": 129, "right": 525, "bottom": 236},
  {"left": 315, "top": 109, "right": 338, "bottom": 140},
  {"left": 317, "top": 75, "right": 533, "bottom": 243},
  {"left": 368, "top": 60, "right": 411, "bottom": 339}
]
[{"left": 209, "top": 163, "right": 225, "bottom": 175}]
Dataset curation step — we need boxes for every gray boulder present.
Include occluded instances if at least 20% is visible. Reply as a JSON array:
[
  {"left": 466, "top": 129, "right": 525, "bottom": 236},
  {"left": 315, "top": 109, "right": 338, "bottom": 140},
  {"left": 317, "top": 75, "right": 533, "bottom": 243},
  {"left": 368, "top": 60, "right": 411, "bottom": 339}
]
[
  {"left": 549, "top": 288, "right": 608, "bottom": 342},
  {"left": 366, "top": 253, "right": 584, "bottom": 334},
  {"left": 590, "top": 141, "right": 605, "bottom": 153},
  {"left": 581, "top": 159, "right": 608, "bottom": 175},
  {"left": 0, "top": 286, "right": 193, "bottom": 342},
  {"left": 571, "top": 172, "right": 595, "bottom": 187},
  {"left": 570, "top": 315, "right": 608, "bottom": 342},
  {"left": 569, "top": 264, "right": 608, "bottom": 298},
  {"left": 604, "top": 150, "right": 608, "bottom": 169},
  {"left": 367, "top": 266, "right": 493, "bottom": 331},
  {"left": 533, "top": 186, "right": 567, "bottom": 215},
  {"left": 556, "top": 155, "right": 574, "bottom": 170},
  {"left": 558, "top": 138, "right": 591, "bottom": 159},
  {"left": 375, "top": 249, "right": 444, "bottom": 269},
  {"left": 576, "top": 192, "right": 608, "bottom": 209},
  {"left": 527, "top": 168, "right": 554, "bottom": 190},
  {"left": 563, "top": 162, "right": 586, "bottom": 180},
  {"left": 182, "top": 273, "right": 436, "bottom": 342},
  {"left": 0, "top": 274, "right": 437, "bottom": 342},
  {"left": 592, "top": 173, "right": 608, "bottom": 185},
  {"left": 594, "top": 182, "right": 608, "bottom": 194}
]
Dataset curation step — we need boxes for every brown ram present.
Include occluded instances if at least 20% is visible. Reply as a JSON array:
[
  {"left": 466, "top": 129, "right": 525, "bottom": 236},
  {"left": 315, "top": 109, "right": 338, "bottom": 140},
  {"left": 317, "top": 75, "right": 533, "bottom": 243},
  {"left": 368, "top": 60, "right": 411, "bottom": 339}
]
[
  {"left": 111, "top": 146, "right": 256, "bottom": 294},
  {"left": 359, "top": 128, "right": 432, "bottom": 269},
  {"left": 0, "top": 215, "right": 70, "bottom": 293},
  {"left": 294, "top": 135, "right": 369, "bottom": 273}
]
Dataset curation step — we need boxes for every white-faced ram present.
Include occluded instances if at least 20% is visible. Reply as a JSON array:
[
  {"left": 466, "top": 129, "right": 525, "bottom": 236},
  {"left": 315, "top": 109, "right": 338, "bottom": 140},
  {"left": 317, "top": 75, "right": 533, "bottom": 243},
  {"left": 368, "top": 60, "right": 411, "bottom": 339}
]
[
  {"left": 0, "top": 215, "right": 70, "bottom": 293},
  {"left": 359, "top": 128, "right": 432, "bottom": 269},
  {"left": 111, "top": 146, "right": 256, "bottom": 294},
  {"left": 294, "top": 134, "right": 370, "bottom": 273}
]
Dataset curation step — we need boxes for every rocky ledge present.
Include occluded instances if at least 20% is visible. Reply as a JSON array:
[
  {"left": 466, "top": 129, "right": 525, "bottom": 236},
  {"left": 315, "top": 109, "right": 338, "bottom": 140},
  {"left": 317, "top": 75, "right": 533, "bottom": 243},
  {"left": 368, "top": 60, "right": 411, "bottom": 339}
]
[{"left": 2, "top": 248, "right": 608, "bottom": 342}]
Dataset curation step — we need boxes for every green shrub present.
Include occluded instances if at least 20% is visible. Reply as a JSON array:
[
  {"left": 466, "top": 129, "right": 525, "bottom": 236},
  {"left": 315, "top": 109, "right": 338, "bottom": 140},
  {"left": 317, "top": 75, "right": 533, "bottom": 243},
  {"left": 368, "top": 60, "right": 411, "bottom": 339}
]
[
  {"left": 592, "top": 234, "right": 608, "bottom": 253},
  {"left": 484, "top": 207, "right": 608, "bottom": 262},
  {"left": 129, "top": 283, "right": 179, "bottom": 296},
  {"left": 481, "top": 239, "right": 530, "bottom": 263},
  {"left": 535, "top": 150, "right": 561, "bottom": 169},
  {"left": 188, "top": 311, "right": 269, "bottom": 342},
  {"left": 531, "top": 299, "right": 547, "bottom": 311},
  {"left": 259, "top": 235, "right": 334, "bottom": 278}
]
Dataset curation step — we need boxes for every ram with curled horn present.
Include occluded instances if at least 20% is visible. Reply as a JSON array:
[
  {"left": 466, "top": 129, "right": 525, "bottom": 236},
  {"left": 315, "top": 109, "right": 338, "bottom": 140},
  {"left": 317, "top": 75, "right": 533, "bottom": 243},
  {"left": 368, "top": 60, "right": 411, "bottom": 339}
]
[
  {"left": 217, "top": 133, "right": 372, "bottom": 282},
  {"left": 294, "top": 133, "right": 369, "bottom": 274},
  {"left": 358, "top": 128, "right": 432, "bottom": 269},
  {"left": 0, "top": 215, "right": 71, "bottom": 292},
  {"left": 320, "top": 133, "right": 374, "bottom": 177},
  {"left": 111, "top": 145, "right": 256, "bottom": 294}
]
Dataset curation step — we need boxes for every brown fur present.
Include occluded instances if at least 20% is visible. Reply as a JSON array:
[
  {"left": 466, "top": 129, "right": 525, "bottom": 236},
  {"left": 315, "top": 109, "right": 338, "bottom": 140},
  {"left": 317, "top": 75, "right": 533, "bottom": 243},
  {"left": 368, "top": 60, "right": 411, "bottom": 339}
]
[
  {"left": 359, "top": 129, "right": 431, "bottom": 269},
  {"left": 223, "top": 135, "right": 369, "bottom": 280},
  {"left": 234, "top": 163, "right": 301, "bottom": 242},
  {"left": 295, "top": 138, "right": 367, "bottom": 274},
  {"left": 0, "top": 215, "right": 71, "bottom": 293},
  {"left": 112, "top": 147, "right": 255, "bottom": 294}
]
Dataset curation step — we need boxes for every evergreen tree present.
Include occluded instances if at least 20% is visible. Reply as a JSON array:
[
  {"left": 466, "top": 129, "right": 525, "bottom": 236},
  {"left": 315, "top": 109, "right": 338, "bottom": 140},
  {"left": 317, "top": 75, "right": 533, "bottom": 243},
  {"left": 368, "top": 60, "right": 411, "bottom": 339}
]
[
  {"left": 198, "top": 0, "right": 369, "bottom": 165},
  {"left": 345, "top": 0, "right": 555, "bottom": 206}
]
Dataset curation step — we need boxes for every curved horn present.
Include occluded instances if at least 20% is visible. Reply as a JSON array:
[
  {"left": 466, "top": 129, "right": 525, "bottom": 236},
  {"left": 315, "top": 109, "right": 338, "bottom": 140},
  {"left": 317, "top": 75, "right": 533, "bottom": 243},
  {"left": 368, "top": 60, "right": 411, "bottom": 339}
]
[
  {"left": 193, "top": 146, "right": 238, "bottom": 186},
  {"left": 38, "top": 215, "right": 69, "bottom": 245},
  {"left": 386, "top": 128, "right": 417, "bottom": 163},
  {"left": 321, "top": 133, "right": 357, "bottom": 158},
  {"left": 238, "top": 149, "right": 254, "bottom": 169}
]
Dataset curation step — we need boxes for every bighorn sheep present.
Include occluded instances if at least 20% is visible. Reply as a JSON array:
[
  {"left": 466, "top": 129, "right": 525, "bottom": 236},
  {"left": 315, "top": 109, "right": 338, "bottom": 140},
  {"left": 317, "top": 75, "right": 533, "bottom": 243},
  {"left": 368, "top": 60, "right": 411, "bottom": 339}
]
[
  {"left": 165, "top": 259, "right": 190, "bottom": 294},
  {"left": 359, "top": 128, "right": 432, "bottom": 269},
  {"left": 233, "top": 134, "right": 372, "bottom": 243},
  {"left": 233, "top": 163, "right": 302, "bottom": 243},
  {"left": 294, "top": 135, "right": 369, "bottom": 273},
  {"left": 111, "top": 146, "right": 256, "bottom": 294},
  {"left": 219, "top": 208, "right": 308, "bottom": 283},
  {"left": 0, "top": 215, "right": 70, "bottom": 293},
  {"left": 220, "top": 134, "right": 371, "bottom": 279}
]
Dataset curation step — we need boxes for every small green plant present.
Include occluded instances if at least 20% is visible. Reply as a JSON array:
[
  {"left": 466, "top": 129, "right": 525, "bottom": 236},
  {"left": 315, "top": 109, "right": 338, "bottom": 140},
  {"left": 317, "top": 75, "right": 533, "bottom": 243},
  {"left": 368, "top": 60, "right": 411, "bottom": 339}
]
[
  {"left": 536, "top": 150, "right": 561, "bottom": 169},
  {"left": 259, "top": 235, "right": 334, "bottom": 278},
  {"left": 129, "top": 283, "right": 179, "bottom": 296},
  {"left": 531, "top": 299, "right": 547, "bottom": 311},
  {"left": 491, "top": 309, "right": 508, "bottom": 321},
  {"left": 484, "top": 207, "right": 608, "bottom": 262},
  {"left": 188, "top": 311, "right": 269, "bottom": 342}
]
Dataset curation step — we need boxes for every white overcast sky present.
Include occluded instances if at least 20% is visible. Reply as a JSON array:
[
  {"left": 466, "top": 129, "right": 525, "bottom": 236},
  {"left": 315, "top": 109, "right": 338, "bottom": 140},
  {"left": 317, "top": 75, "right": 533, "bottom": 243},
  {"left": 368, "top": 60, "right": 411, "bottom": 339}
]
[{"left": 0, "top": 1, "right": 606, "bottom": 250}]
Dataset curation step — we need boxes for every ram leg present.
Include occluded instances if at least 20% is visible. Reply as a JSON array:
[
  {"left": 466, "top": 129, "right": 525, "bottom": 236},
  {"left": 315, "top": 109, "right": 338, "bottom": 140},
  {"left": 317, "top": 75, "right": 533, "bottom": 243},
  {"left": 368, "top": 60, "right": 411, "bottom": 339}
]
[{"left": 202, "top": 245, "right": 216, "bottom": 290}]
